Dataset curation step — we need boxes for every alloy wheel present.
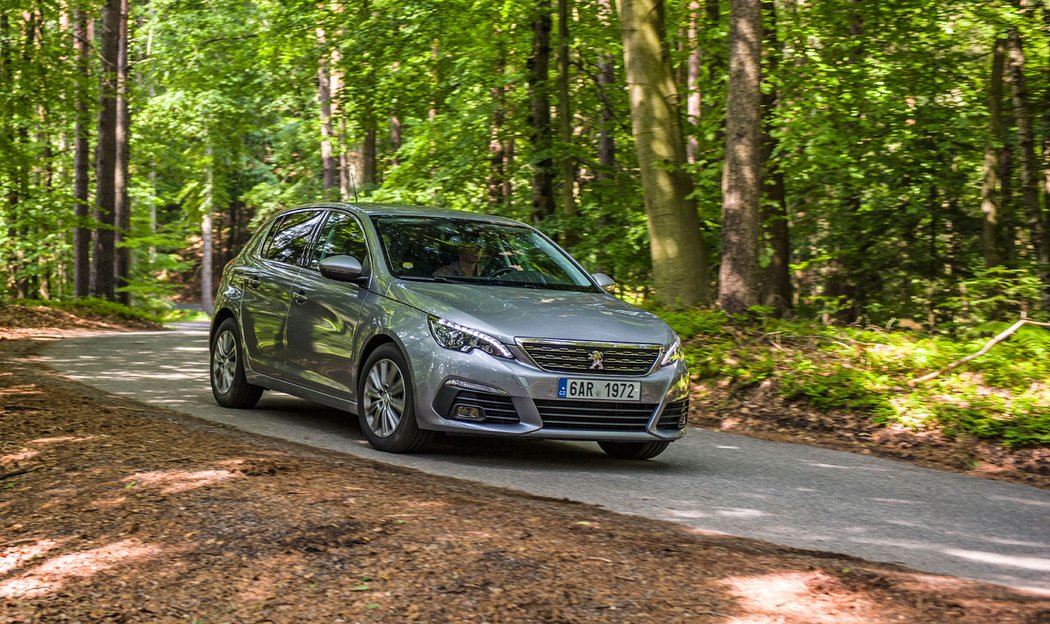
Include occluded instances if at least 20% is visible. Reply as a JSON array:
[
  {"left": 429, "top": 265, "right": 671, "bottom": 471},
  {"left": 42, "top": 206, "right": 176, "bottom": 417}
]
[
  {"left": 362, "top": 358, "right": 406, "bottom": 438},
  {"left": 211, "top": 329, "right": 238, "bottom": 395}
]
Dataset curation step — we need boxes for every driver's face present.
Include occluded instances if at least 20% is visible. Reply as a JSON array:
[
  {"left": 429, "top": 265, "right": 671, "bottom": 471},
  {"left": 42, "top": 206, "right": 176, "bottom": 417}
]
[{"left": 460, "top": 247, "right": 481, "bottom": 263}]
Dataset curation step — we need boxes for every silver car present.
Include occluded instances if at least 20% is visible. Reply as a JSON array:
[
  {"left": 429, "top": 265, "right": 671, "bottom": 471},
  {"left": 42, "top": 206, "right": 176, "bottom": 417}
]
[{"left": 209, "top": 203, "right": 689, "bottom": 459}]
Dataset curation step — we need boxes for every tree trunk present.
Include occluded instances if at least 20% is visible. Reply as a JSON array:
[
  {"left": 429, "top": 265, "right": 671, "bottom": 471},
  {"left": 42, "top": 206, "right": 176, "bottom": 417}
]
[
  {"left": 339, "top": 118, "right": 352, "bottom": 200},
  {"left": 981, "top": 38, "right": 1006, "bottom": 269},
  {"left": 201, "top": 146, "right": 215, "bottom": 314},
  {"left": 114, "top": 0, "right": 131, "bottom": 305},
  {"left": 759, "top": 0, "right": 790, "bottom": 316},
  {"left": 557, "top": 0, "right": 576, "bottom": 243},
  {"left": 91, "top": 0, "right": 120, "bottom": 301},
  {"left": 390, "top": 113, "right": 401, "bottom": 165},
  {"left": 717, "top": 0, "right": 762, "bottom": 314},
  {"left": 616, "top": 0, "right": 709, "bottom": 308},
  {"left": 685, "top": 2, "right": 701, "bottom": 164},
  {"left": 488, "top": 45, "right": 508, "bottom": 209},
  {"left": 528, "top": 0, "right": 555, "bottom": 224},
  {"left": 1006, "top": 25, "right": 1050, "bottom": 307},
  {"left": 362, "top": 117, "right": 377, "bottom": 188},
  {"left": 317, "top": 28, "right": 338, "bottom": 194},
  {"left": 595, "top": 0, "right": 616, "bottom": 181},
  {"left": 1001, "top": 144, "right": 1015, "bottom": 263},
  {"left": 73, "top": 11, "right": 91, "bottom": 297}
]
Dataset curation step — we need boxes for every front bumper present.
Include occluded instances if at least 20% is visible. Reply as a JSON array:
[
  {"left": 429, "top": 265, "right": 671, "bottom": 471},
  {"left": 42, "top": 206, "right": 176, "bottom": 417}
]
[{"left": 404, "top": 339, "right": 690, "bottom": 442}]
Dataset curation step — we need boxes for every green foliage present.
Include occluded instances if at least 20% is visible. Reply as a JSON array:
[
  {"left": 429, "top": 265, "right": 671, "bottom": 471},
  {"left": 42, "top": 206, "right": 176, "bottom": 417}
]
[
  {"left": 654, "top": 307, "right": 1050, "bottom": 448},
  {"left": 13, "top": 298, "right": 162, "bottom": 326},
  {"left": 0, "top": 0, "right": 1048, "bottom": 366}
]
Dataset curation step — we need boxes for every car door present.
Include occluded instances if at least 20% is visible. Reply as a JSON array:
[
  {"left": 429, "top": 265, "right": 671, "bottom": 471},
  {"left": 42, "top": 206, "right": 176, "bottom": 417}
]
[
  {"left": 283, "top": 209, "right": 373, "bottom": 398},
  {"left": 238, "top": 209, "right": 325, "bottom": 379}
]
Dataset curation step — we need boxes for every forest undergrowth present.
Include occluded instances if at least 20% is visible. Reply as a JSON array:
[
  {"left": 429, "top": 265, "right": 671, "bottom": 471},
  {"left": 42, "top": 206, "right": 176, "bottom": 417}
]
[{"left": 659, "top": 308, "right": 1050, "bottom": 458}]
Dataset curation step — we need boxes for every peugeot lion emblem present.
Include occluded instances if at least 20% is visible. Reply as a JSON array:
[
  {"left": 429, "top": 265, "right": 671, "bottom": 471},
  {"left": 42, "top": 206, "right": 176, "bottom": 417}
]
[{"left": 589, "top": 350, "right": 604, "bottom": 370}]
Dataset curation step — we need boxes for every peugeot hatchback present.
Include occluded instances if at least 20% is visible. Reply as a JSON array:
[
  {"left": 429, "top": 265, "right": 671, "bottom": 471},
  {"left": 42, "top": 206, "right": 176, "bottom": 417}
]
[{"left": 209, "top": 204, "right": 689, "bottom": 459}]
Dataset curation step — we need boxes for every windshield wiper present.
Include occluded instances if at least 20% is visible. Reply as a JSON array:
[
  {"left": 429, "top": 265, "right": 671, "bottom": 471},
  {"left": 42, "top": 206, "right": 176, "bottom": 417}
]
[{"left": 398, "top": 275, "right": 472, "bottom": 284}]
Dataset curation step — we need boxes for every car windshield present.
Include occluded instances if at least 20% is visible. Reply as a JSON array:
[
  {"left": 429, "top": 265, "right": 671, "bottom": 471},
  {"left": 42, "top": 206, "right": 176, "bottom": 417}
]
[{"left": 371, "top": 215, "right": 598, "bottom": 292}]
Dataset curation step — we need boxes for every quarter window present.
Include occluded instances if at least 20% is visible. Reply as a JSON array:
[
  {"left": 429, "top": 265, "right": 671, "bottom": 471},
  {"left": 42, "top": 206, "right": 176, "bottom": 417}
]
[{"left": 261, "top": 210, "right": 324, "bottom": 265}]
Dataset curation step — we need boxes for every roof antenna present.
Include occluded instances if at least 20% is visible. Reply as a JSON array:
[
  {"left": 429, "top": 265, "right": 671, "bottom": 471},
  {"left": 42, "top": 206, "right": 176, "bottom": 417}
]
[{"left": 349, "top": 168, "right": 359, "bottom": 202}]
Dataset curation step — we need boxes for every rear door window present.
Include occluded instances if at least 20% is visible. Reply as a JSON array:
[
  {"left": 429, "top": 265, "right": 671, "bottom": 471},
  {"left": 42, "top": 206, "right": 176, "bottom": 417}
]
[{"left": 261, "top": 210, "right": 325, "bottom": 265}]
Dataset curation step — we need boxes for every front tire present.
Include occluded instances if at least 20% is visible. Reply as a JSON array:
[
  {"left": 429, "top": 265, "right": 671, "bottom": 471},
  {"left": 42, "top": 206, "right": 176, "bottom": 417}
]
[
  {"left": 210, "top": 318, "right": 263, "bottom": 408},
  {"left": 358, "top": 344, "right": 435, "bottom": 453},
  {"left": 598, "top": 440, "right": 670, "bottom": 460}
]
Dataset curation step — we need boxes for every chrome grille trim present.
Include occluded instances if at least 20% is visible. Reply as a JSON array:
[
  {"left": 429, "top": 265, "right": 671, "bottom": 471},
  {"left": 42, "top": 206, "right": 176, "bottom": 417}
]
[{"left": 516, "top": 338, "right": 664, "bottom": 376}]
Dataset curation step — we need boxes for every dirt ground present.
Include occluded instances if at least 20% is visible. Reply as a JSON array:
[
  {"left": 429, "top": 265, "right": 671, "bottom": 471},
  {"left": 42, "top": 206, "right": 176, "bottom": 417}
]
[{"left": 2, "top": 306, "right": 1049, "bottom": 623}]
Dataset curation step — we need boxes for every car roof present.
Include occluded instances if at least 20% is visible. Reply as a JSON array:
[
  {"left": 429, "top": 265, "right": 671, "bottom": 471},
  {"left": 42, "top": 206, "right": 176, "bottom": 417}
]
[{"left": 306, "top": 202, "right": 526, "bottom": 226}]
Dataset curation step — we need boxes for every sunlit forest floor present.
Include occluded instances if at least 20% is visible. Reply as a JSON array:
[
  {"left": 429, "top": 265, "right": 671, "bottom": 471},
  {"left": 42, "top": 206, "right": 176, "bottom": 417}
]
[{"left": 2, "top": 310, "right": 1048, "bottom": 622}]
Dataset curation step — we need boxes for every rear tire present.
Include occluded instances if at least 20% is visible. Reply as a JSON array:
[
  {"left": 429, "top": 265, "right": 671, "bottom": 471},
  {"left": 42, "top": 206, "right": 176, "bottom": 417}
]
[
  {"left": 598, "top": 440, "right": 670, "bottom": 460},
  {"left": 210, "top": 318, "right": 263, "bottom": 408},
  {"left": 358, "top": 344, "right": 435, "bottom": 453}
]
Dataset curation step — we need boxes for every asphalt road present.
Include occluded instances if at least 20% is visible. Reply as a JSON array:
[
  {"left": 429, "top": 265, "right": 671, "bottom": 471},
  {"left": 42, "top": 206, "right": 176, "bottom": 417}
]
[{"left": 39, "top": 322, "right": 1050, "bottom": 595}]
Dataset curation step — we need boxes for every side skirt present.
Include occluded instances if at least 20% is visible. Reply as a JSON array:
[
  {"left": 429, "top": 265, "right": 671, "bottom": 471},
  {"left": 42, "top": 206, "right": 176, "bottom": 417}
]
[{"left": 246, "top": 370, "right": 359, "bottom": 416}]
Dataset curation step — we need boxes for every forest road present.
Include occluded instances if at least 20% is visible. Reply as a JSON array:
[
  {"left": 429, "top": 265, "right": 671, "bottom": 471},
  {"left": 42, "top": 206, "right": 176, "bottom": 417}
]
[{"left": 40, "top": 322, "right": 1050, "bottom": 596}]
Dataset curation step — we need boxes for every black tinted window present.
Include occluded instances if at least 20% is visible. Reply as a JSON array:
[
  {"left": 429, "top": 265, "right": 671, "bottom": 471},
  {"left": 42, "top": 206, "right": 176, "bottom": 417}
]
[
  {"left": 261, "top": 210, "right": 324, "bottom": 265},
  {"left": 310, "top": 212, "right": 368, "bottom": 270}
]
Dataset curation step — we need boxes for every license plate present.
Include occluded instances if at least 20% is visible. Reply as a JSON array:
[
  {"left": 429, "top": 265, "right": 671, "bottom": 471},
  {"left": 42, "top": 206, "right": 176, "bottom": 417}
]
[{"left": 557, "top": 378, "right": 642, "bottom": 402}]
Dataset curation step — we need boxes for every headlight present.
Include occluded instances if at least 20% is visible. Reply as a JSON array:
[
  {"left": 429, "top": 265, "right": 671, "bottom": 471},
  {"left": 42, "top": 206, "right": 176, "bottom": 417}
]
[
  {"left": 660, "top": 336, "right": 682, "bottom": 366},
  {"left": 428, "top": 316, "right": 513, "bottom": 359}
]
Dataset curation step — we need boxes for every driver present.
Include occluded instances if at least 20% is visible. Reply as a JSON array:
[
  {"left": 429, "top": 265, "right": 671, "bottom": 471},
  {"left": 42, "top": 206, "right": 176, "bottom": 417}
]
[{"left": 434, "top": 239, "right": 484, "bottom": 277}]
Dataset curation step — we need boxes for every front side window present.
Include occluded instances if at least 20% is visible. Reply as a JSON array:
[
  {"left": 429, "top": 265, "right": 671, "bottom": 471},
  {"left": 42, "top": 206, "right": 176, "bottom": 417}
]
[
  {"left": 309, "top": 211, "right": 368, "bottom": 270},
  {"left": 261, "top": 210, "right": 325, "bottom": 265},
  {"left": 371, "top": 216, "right": 597, "bottom": 292}
]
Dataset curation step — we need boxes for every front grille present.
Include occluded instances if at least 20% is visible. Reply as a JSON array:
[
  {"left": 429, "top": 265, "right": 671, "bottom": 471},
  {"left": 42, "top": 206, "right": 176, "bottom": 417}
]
[
  {"left": 520, "top": 340, "right": 662, "bottom": 376},
  {"left": 657, "top": 398, "right": 689, "bottom": 430},
  {"left": 450, "top": 391, "right": 520, "bottom": 425},
  {"left": 534, "top": 400, "right": 658, "bottom": 431}
]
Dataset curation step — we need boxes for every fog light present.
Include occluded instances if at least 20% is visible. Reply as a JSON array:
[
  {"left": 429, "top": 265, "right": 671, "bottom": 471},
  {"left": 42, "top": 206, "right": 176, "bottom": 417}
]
[{"left": 453, "top": 404, "right": 485, "bottom": 421}]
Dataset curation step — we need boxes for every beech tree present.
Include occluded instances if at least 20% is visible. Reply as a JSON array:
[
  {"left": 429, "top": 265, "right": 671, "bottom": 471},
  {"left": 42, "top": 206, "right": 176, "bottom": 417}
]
[{"left": 616, "top": 0, "right": 708, "bottom": 308}]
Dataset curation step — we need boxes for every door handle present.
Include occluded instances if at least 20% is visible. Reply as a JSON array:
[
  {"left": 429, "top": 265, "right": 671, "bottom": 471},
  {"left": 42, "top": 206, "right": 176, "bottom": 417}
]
[
  {"left": 292, "top": 290, "right": 308, "bottom": 305},
  {"left": 234, "top": 269, "right": 260, "bottom": 288}
]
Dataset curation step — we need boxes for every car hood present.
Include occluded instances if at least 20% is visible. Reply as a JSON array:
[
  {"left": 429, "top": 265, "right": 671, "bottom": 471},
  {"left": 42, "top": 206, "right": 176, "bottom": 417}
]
[{"left": 385, "top": 281, "right": 674, "bottom": 345}]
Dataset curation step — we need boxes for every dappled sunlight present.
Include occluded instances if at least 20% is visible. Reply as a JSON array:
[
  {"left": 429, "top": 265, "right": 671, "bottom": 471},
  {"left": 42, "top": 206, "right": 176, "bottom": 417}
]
[
  {"left": 0, "top": 539, "right": 169, "bottom": 599},
  {"left": 669, "top": 507, "right": 768, "bottom": 520},
  {"left": 397, "top": 499, "right": 450, "bottom": 511},
  {"left": 90, "top": 495, "right": 128, "bottom": 510},
  {"left": 990, "top": 494, "right": 1050, "bottom": 508},
  {"left": 1, "top": 539, "right": 63, "bottom": 576},
  {"left": 29, "top": 435, "right": 98, "bottom": 446},
  {"left": 723, "top": 571, "right": 882, "bottom": 624},
  {"left": 803, "top": 461, "right": 890, "bottom": 473},
  {"left": 0, "top": 383, "right": 44, "bottom": 398},
  {"left": 124, "top": 468, "right": 239, "bottom": 494},
  {"left": 942, "top": 548, "right": 1050, "bottom": 572},
  {"left": 1, "top": 449, "right": 40, "bottom": 463}
]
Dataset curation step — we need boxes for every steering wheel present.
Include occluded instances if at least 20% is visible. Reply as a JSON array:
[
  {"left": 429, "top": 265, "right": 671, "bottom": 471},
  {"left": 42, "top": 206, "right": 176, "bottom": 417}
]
[{"left": 489, "top": 266, "right": 519, "bottom": 277}]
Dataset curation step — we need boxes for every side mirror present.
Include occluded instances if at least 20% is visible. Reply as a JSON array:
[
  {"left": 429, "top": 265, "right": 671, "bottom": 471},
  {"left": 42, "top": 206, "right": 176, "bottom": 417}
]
[
  {"left": 319, "top": 255, "right": 366, "bottom": 284},
  {"left": 592, "top": 272, "right": 616, "bottom": 293}
]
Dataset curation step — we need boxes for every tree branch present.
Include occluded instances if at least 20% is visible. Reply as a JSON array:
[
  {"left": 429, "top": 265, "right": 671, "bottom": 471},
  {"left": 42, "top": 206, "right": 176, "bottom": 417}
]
[{"left": 909, "top": 319, "right": 1050, "bottom": 385}]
